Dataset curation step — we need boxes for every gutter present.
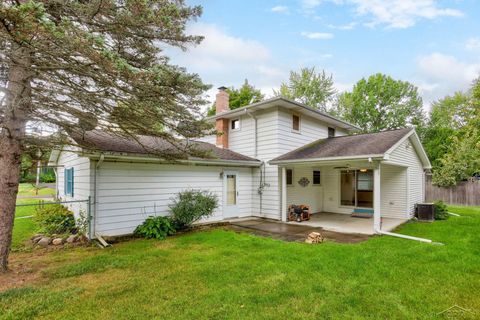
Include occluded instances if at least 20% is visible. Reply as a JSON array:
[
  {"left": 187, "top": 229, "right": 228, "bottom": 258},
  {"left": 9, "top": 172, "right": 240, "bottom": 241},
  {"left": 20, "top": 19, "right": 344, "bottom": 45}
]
[
  {"left": 269, "top": 154, "right": 385, "bottom": 165},
  {"left": 82, "top": 152, "right": 262, "bottom": 167},
  {"left": 92, "top": 153, "right": 104, "bottom": 239}
]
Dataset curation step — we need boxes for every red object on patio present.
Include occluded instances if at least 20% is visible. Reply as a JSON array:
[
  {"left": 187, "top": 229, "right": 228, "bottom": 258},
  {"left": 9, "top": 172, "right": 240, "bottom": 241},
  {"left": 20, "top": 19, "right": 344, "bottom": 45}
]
[{"left": 288, "top": 204, "right": 311, "bottom": 222}]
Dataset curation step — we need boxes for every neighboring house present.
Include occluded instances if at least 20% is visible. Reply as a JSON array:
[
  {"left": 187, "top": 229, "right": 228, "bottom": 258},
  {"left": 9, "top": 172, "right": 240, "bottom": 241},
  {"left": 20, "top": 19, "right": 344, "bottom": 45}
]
[{"left": 49, "top": 87, "right": 431, "bottom": 238}]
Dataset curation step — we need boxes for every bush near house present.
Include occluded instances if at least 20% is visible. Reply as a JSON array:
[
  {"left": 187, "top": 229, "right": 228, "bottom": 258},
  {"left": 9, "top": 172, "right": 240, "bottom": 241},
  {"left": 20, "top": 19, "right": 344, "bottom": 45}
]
[
  {"left": 134, "top": 216, "right": 176, "bottom": 240},
  {"left": 434, "top": 200, "right": 449, "bottom": 220},
  {"left": 34, "top": 204, "right": 76, "bottom": 235},
  {"left": 169, "top": 189, "right": 218, "bottom": 230}
]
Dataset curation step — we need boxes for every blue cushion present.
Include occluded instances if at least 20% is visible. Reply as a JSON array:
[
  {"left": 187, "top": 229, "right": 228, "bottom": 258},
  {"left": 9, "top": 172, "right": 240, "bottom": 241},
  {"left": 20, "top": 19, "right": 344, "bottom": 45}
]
[{"left": 352, "top": 208, "right": 374, "bottom": 214}]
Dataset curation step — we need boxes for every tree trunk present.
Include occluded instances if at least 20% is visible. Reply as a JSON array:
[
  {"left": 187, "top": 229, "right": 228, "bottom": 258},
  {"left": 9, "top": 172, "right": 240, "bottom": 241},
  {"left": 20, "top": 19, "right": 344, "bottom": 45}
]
[{"left": 0, "top": 46, "right": 31, "bottom": 272}]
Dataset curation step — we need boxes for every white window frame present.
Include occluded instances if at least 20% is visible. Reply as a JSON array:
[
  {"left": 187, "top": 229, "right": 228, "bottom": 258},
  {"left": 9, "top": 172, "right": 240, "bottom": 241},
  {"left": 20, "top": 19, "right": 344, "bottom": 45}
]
[
  {"left": 286, "top": 168, "right": 294, "bottom": 186},
  {"left": 231, "top": 118, "right": 241, "bottom": 131},
  {"left": 291, "top": 114, "right": 301, "bottom": 133}
]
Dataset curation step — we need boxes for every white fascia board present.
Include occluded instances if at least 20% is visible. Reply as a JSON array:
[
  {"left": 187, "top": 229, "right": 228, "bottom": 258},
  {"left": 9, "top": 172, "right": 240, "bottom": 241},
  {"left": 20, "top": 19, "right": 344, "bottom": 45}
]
[
  {"left": 207, "top": 97, "right": 360, "bottom": 131},
  {"left": 269, "top": 154, "right": 385, "bottom": 165},
  {"left": 47, "top": 148, "right": 64, "bottom": 166},
  {"left": 81, "top": 151, "right": 262, "bottom": 167},
  {"left": 384, "top": 129, "right": 432, "bottom": 169}
]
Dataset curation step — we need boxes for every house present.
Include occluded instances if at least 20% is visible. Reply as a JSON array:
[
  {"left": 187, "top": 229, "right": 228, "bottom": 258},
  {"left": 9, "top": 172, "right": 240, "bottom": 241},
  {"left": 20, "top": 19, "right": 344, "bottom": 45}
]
[{"left": 49, "top": 87, "right": 431, "bottom": 238}]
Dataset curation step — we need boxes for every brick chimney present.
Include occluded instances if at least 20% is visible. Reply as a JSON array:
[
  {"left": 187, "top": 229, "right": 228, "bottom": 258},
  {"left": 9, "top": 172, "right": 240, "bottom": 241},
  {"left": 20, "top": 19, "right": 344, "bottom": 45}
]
[{"left": 215, "top": 86, "right": 230, "bottom": 148}]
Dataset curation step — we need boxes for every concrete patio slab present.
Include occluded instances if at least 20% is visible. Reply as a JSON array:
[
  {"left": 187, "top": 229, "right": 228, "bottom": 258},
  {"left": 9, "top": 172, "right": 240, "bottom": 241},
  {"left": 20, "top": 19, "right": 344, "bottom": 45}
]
[
  {"left": 288, "top": 212, "right": 407, "bottom": 235},
  {"left": 227, "top": 218, "right": 370, "bottom": 243}
]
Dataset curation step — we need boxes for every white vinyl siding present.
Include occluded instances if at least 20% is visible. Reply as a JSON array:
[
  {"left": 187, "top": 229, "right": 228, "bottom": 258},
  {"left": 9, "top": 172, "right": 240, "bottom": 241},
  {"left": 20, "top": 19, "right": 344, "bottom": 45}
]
[
  {"left": 226, "top": 107, "right": 350, "bottom": 220},
  {"left": 277, "top": 109, "right": 348, "bottom": 155},
  {"left": 380, "top": 164, "right": 408, "bottom": 219},
  {"left": 56, "top": 149, "right": 92, "bottom": 221},
  {"left": 285, "top": 167, "right": 323, "bottom": 213},
  {"left": 387, "top": 138, "right": 426, "bottom": 217},
  {"left": 95, "top": 162, "right": 254, "bottom": 236}
]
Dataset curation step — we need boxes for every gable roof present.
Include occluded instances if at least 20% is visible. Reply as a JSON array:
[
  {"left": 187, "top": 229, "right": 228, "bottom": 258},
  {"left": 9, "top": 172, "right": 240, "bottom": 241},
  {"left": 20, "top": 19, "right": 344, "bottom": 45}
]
[
  {"left": 208, "top": 96, "right": 360, "bottom": 131},
  {"left": 62, "top": 130, "right": 261, "bottom": 165},
  {"left": 270, "top": 128, "right": 431, "bottom": 169}
]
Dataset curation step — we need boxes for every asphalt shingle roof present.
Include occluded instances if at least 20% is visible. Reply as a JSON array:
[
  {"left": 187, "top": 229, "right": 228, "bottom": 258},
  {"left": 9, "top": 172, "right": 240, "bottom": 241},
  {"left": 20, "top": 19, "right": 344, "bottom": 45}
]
[
  {"left": 70, "top": 130, "right": 260, "bottom": 163},
  {"left": 271, "top": 128, "right": 413, "bottom": 162}
]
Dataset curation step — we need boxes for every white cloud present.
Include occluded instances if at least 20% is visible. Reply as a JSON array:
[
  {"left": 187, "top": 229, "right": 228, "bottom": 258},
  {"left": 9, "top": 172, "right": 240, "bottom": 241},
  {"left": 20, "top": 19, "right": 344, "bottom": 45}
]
[
  {"left": 271, "top": 5, "right": 290, "bottom": 14},
  {"left": 327, "top": 22, "right": 357, "bottom": 30},
  {"left": 301, "top": 0, "right": 322, "bottom": 9},
  {"left": 466, "top": 37, "right": 480, "bottom": 51},
  {"left": 349, "top": 0, "right": 463, "bottom": 29},
  {"left": 180, "top": 23, "right": 270, "bottom": 69},
  {"left": 319, "top": 53, "right": 334, "bottom": 59},
  {"left": 300, "top": 0, "right": 463, "bottom": 29},
  {"left": 167, "top": 23, "right": 286, "bottom": 107},
  {"left": 415, "top": 52, "right": 480, "bottom": 106},
  {"left": 301, "top": 31, "right": 334, "bottom": 39}
]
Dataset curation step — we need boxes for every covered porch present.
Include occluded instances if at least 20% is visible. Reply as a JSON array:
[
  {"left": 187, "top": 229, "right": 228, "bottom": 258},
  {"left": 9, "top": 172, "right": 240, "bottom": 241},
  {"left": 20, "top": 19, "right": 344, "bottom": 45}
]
[
  {"left": 288, "top": 212, "right": 406, "bottom": 235},
  {"left": 273, "top": 158, "right": 410, "bottom": 235}
]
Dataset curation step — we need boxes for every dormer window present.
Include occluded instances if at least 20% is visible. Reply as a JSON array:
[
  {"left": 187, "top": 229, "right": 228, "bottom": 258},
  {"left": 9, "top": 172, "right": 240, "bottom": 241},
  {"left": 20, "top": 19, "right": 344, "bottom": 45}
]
[
  {"left": 231, "top": 119, "right": 240, "bottom": 130},
  {"left": 328, "top": 127, "right": 335, "bottom": 138},
  {"left": 292, "top": 114, "right": 300, "bottom": 132}
]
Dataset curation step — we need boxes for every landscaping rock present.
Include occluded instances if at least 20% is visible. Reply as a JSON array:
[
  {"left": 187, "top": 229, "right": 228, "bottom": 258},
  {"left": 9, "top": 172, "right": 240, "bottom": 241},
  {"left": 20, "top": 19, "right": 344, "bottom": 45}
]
[
  {"left": 37, "top": 237, "right": 51, "bottom": 247},
  {"left": 31, "top": 234, "right": 44, "bottom": 244},
  {"left": 52, "top": 238, "right": 64, "bottom": 246},
  {"left": 66, "top": 235, "right": 78, "bottom": 243}
]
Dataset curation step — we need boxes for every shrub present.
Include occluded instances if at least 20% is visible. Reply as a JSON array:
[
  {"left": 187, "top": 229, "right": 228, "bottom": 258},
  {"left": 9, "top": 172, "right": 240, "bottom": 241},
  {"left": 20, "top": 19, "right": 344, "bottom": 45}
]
[
  {"left": 134, "top": 216, "right": 176, "bottom": 239},
  {"left": 169, "top": 189, "right": 218, "bottom": 230},
  {"left": 34, "top": 204, "right": 76, "bottom": 235},
  {"left": 20, "top": 173, "right": 36, "bottom": 183},
  {"left": 434, "top": 200, "right": 449, "bottom": 220},
  {"left": 40, "top": 172, "right": 56, "bottom": 183}
]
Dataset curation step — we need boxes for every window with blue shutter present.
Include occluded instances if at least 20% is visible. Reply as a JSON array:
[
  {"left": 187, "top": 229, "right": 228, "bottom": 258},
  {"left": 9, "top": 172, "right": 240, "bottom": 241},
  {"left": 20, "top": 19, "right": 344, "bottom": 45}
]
[{"left": 64, "top": 168, "right": 74, "bottom": 196}]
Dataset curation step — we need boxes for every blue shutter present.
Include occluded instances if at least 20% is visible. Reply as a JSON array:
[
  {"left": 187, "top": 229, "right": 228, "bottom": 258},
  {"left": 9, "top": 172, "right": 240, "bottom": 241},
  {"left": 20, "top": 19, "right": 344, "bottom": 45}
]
[
  {"left": 64, "top": 168, "right": 75, "bottom": 196},
  {"left": 64, "top": 169, "right": 68, "bottom": 196},
  {"left": 70, "top": 168, "right": 74, "bottom": 197}
]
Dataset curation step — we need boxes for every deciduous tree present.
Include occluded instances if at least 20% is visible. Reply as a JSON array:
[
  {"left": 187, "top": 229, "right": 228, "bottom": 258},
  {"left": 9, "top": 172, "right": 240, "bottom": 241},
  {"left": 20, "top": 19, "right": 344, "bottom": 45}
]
[
  {"left": 275, "top": 67, "right": 336, "bottom": 111},
  {"left": 432, "top": 79, "right": 480, "bottom": 186},
  {"left": 334, "top": 73, "right": 425, "bottom": 133},
  {"left": 206, "top": 79, "right": 264, "bottom": 116}
]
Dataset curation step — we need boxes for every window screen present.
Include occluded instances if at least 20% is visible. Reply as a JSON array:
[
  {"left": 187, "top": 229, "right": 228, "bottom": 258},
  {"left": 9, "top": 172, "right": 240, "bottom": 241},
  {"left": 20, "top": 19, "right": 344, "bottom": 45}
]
[
  {"left": 313, "top": 171, "right": 321, "bottom": 185},
  {"left": 328, "top": 127, "right": 335, "bottom": 138},
  {"left": 231, "top": 119, "right": 240, "bottom": 130},
  {"left": 286, "top": 169, "right": 293, "bottom": 185},
  {"left": 292, "top": 115, "right": 300, "bottom": 131}
]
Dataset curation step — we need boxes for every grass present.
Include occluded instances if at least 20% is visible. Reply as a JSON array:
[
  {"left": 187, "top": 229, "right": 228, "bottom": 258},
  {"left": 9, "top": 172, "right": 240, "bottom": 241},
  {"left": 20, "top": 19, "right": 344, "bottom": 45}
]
[
  {"left": 2, "top": 206, "right": 480, "bottom": 319},
  {"left": 17, "top": 183, "right": 55, "bottom": 197},
  {"left": 11, "top": 200, "right": 39, "bottom": 249}
]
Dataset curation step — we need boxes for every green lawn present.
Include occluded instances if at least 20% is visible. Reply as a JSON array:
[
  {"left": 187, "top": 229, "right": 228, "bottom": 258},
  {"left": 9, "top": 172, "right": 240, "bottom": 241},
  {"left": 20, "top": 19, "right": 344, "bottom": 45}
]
[
  {"left": 11, "top": 200, "right": 39, "bottom": 249},
  {"left": 17, "top": 183, "right": 55, "bottom": 197},
  {"left": 2, "top": 206, "right": 480, "bottom": 319}
]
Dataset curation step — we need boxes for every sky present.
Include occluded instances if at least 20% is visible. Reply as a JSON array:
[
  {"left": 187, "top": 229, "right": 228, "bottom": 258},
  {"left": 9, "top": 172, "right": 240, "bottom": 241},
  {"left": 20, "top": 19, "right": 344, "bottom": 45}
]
[{"left": 168, "top": 0, "right": 480, "bottom": 112}]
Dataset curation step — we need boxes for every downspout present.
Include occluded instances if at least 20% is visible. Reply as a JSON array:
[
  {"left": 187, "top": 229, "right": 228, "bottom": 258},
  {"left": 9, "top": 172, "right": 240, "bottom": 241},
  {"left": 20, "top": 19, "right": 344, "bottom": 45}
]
[
  {"left": 92, "top": 153, "right": 105, "bottom": 239},
  {"left": 53, "top": 149, "right": 62, "bottom": 199},
  {"left": 246, "top": 109, "right": 262, "bottom": 216},
  {"left": 376, "top": 230, "right": 433, "bottom": 243},
  {"left": 373, "top": 161, "right": 435, "bottom": 244}
]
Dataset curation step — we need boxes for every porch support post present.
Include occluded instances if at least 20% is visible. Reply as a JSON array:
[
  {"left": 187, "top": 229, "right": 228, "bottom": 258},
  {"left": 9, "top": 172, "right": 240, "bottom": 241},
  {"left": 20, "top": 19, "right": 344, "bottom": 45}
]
[
  {"left": 373, "top": 163, "right": 381, "bottom": 233},
  {"left": 281, "top": 166, "right": 287, "bottom": 222}
]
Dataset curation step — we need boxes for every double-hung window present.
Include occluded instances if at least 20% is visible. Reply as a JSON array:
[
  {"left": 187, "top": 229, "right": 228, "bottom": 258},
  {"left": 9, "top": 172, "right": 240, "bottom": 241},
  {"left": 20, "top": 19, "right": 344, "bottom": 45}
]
[{"left": 64, "top": 167, "right": 74, "bottom": 196}]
